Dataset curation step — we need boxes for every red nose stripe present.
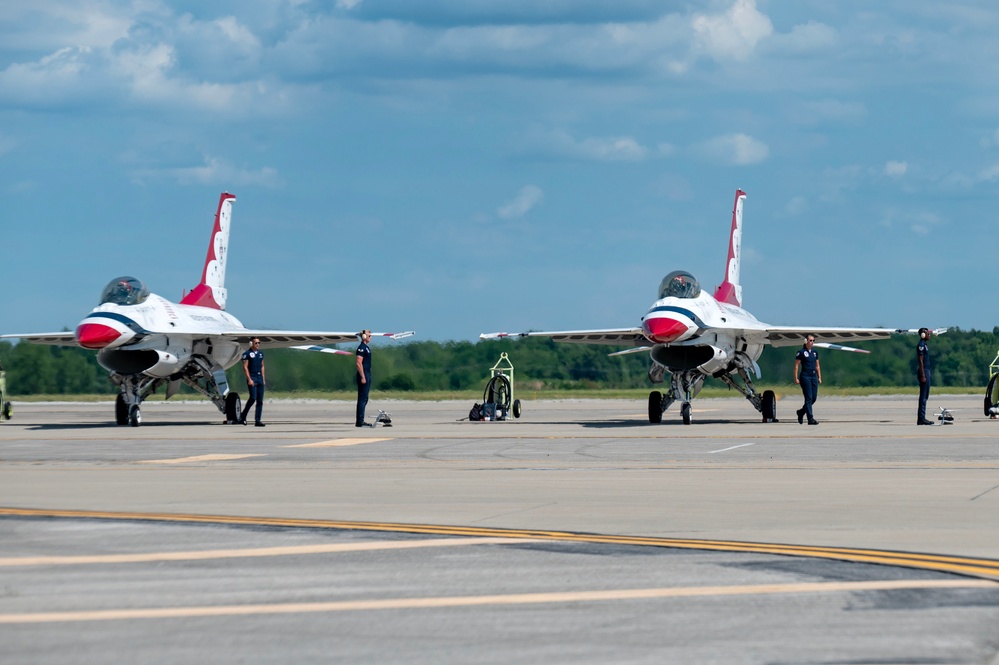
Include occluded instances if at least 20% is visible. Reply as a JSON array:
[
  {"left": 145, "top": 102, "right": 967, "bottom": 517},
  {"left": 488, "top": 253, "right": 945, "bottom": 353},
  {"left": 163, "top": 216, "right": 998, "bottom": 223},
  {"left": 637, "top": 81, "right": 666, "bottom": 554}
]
[
  {"left": 644, "top": 317, "right": 689, "bottom": 343},
  {"left": 76, "top": 323, "right": 121, "bottom": 349}
]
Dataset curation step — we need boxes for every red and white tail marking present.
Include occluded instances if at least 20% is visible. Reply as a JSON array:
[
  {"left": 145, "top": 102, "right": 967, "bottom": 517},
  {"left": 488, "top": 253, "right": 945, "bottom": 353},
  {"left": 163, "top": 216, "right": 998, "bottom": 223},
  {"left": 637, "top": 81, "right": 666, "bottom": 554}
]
[
  {"left": 713, "top": 189, "right": 745, "bottom": 307},
  {"left": 180, "top": 192, "right": 235, "bottom": 310}
]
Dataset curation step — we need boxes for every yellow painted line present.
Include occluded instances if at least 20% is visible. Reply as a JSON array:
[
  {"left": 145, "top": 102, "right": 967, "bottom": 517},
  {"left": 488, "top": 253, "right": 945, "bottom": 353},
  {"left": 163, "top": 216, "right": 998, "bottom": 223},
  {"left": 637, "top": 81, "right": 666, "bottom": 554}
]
[
  {"left": 285, "top": 438, "right": 391, "bottom": 448},
  {"left": 139, "top": 454, "right": 267, "bottom": 464},
  {"left": 0, "top": 537, "right": 532, "bottom": 567},
  {"left": 0, "top": 579, "right": 992, "bottom": 625},
  {"left": 3, "top": 508, "right": 999, "bottom": 580}
]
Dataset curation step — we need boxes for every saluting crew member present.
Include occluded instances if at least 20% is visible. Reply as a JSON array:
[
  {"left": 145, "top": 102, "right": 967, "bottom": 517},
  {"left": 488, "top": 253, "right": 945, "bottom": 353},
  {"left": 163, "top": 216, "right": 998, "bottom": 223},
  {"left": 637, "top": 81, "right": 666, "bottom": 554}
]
[
  {"left": 794, "top": 335, "right": 821, "bottom": 425},
  {"left": 355, "top": 329, "right": 373, "bottom": 427},
  {"left": 239, "top": 337, "right": 266, "bottom": 427},
  {"left": 916, "top": 328, "right": 934, "bottom": 425}
]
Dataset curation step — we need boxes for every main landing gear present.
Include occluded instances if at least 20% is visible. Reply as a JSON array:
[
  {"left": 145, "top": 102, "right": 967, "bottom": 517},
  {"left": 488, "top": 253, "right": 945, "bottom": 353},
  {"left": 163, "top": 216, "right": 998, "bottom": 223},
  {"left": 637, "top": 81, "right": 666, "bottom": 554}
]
[
  {"left": 647, "top": 363, "right": 777, "bottom": 425},
  {"left": 648, "top": 371, "right": 701, "bottom": 425},
  {"left": 110, "top": 356, "right": 241, "bottom": 427}
]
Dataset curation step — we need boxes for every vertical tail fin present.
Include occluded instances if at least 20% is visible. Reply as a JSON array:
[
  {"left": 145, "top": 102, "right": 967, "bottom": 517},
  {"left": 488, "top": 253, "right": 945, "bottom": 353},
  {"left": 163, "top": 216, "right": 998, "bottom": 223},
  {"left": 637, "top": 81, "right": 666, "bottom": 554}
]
[
  {"left": 712, "top": 189, "right": 746, "bottom": 307},
  {"left": 180, "top": 192, "right": 236, "bottom": 310}
]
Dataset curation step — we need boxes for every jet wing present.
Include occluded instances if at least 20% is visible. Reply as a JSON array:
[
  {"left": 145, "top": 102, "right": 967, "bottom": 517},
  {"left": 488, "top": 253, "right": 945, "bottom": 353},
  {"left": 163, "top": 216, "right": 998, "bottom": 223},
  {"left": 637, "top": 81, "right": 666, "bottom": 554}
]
[
  {"left": 757, "top": 327, "right": 896, "bottom": 348},
  {"left": 290, "top": 345, "right": 352, "bottom": 356},
  {"left": 480, "top": 328, "right": 647, "bottom": 346},
  {"left": 0, "top": 332, "right": 78, "bottom": 346},
  {"left": 230, "top": 330, "right": 415, "bottom": 349}
]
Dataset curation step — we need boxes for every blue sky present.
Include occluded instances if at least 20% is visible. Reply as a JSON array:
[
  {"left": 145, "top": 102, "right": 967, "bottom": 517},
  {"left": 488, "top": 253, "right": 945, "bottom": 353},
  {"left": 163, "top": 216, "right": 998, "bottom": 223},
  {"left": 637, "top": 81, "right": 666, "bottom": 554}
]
[{"left": 2, "top": 0, "right": 999, "bottom": 342}]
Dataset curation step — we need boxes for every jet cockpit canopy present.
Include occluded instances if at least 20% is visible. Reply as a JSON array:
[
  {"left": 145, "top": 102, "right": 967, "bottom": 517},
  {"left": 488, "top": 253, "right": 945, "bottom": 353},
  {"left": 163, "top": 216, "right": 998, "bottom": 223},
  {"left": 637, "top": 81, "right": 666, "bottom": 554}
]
[
  {"left": 100, "top": 276, "right": 150, "bottom": 306},
  {"left": 658, "top": 270, "right": 701, "bottom": 300}
]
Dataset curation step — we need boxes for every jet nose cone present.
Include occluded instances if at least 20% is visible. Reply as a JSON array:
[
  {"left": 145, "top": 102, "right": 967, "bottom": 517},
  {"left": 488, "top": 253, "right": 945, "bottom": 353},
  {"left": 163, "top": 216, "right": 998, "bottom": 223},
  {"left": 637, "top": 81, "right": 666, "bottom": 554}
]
[
  {"left": 75, "top": 323, "right": 122, "bottom": 349},
  {"left": 643, "top": 317, "right": 690, "bottom": 344}
]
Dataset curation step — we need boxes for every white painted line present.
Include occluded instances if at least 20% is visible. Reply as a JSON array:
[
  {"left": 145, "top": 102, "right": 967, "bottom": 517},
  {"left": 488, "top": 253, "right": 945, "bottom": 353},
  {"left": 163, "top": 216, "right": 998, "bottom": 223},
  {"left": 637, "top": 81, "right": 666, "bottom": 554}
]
[
  {"left": 0, "top": 537, "right": 532, "bottom": 567},
  {"left": 140, "top": 454, "right": 267, "bottom": 465},
  {"left": 285, "top": 438, "right": 391, "bottom": 448},
  {"left": 708, "top": 443, "right": 756, "bottom": 454},
  {"left": 1, "top": 579, "right": 992, "bottom": 624}
]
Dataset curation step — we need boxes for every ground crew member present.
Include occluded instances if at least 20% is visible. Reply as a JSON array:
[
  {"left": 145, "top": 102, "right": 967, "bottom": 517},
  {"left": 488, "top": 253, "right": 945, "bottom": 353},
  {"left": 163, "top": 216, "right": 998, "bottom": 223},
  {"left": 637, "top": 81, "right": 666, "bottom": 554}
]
[
  {"left": 355, "top": 329, "right": 373, "bottom": 427},
  {"left": 917, "top": 328, "right": 933, "bottom": 425},
  {"left": 794, "top": 335, "right": 821, "bottom": 425},
  {"left": 239, "top": 337, "right": 266, "bottom": 427}
]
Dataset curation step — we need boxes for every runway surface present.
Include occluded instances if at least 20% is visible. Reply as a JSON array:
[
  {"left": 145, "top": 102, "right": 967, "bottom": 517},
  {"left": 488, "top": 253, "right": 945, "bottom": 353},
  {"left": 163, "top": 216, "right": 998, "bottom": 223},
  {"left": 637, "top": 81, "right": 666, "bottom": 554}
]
[{"left": 1, "top": 395, "right": 998, "bottom": 663}]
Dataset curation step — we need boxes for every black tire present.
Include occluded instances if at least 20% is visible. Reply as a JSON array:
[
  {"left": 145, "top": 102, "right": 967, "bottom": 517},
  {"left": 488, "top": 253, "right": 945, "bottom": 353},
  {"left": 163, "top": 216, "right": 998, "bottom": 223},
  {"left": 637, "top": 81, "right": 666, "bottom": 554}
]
[
  {"left": 225, "top": 392, "right": 242, "bottom": 424},
  {"left": 985, "top": 374, "right": 999, "bottom": 416},
  {"left": 512, "top": 399, "right": 522, "bottom": 419},
  {"left": 115, "top": 394, "right": 129, "bottom": 426},
  {"left": 648, "top": 391, "right": 663, "bottom": 424},
  {"left": 681, "top": 402, "right": 691, "bottom": 425},
  {"left": 128, "top": 405, "right": 141, "bottom": 427},
  {"left": 2, "top": 401, "right": 11, "bottom": 420},
  {"left": 762, "top": 390, "right": 776, "bottom": 422}
]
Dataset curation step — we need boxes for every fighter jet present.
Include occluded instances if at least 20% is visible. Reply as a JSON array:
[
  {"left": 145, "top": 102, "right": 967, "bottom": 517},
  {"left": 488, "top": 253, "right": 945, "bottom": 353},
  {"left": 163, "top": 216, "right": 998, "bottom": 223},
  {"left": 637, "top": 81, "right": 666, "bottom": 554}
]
[
  {"left": 2, "top": 193, "right": 413, "bottom": 426},
  {"left": 482, "top": 189, "right": 899, "bottom": 425}
]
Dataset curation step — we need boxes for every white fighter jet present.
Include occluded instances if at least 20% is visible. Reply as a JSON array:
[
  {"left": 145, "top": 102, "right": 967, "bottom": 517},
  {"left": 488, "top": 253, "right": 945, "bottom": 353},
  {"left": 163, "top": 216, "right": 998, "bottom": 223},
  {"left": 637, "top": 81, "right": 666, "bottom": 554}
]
[
  {"left": 482, "top": 189, "right": 899, "bottom": 425},
  {"left": 2, "top": 192, "right": 413, "bottom": 426}
]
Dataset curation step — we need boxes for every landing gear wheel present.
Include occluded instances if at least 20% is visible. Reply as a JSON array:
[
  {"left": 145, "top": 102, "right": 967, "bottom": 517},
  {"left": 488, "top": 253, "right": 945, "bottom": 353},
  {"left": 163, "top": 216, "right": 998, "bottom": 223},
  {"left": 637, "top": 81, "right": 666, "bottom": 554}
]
[
  {"left": 761, "top": 390, "right": 777, "bottom": 423},
  {"left": 128, "top": 405, "right": 141, "bottom": 427},
  {"left": 985, "top": 374, "right": 999, "bottom": 417},
  {"left": 115, "top": 394, "right": 128, "bottom": 426},
  {"left": 224, "top": 392, "right": 242, "bottom": 424},
  {"left": 512, "top": 399, "right": 522, "bottom": 419},
  {"left": 681, "top": 402, "right": 691, "bottom": 425},
  {"left": 648, "top": 391, "right": 663, "bottom": 424}
]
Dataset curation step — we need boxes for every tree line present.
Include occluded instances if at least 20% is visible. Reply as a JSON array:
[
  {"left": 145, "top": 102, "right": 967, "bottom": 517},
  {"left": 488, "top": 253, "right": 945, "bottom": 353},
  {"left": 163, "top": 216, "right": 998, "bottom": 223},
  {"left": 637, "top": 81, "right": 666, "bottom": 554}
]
[{"left": 2, "top": 329, "right": 998, "bottom": 396}]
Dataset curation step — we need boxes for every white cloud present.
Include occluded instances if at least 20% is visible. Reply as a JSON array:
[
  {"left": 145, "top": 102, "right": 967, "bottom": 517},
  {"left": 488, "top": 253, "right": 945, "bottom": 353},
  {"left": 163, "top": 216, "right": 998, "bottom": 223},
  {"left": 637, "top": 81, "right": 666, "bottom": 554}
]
[
  {"left": 978, "top": 164, "right": 999, "bottom": 182},
  {"left": 132, "top": 156, "right": 282, "bottom": 188},
  {"left": 0, "top": 133, "right": 18, "bottom": 157},
  {"left": 910, "top": 211, "right": 943, "bottom": 235},
  {"left": 768, "top": 21, "right": 838, "bottom": 54},
  {"left": 691, "top": 0, "right": 773, "bottom": 62},
  {"left": 981, "top": 127, "right": 999, "bottom": 149},
  {"left": 657, "top": 142, "right": 676, "bottom": 156},
  {"left": 879, "top": 207, "right": 944, "bottom": 235},
  {"left": 498, "top": 185, "right": 543, "bottom": 220},
  {"left": 784, "top": 196, "right": 807, "bottom": 216},
  {"left": 788, "top": 100, "right": 867, "bottom": 126},
  {"left": 697, "top": 133, "right": 769, "bottom": 165},
  {"left": 0, "top": 46, "right": 107, "bottom": 107},
  {"left": 885, "top": 161, "right": 908, "bottom": 177},
  {"left": 522, "top": 129, "right": 650, "bottom": 162}
]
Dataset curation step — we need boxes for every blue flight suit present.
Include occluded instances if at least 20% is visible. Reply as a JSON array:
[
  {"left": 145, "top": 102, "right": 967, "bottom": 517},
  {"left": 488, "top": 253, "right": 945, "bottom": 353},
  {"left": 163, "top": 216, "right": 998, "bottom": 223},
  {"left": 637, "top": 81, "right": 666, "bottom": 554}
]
[
  {"left": 795, "top": 346, "right": 819, "bottom": 424},
  {"left": 355, "top": 341, "right": 372, "bottom": 427},
  {"left": 917, "top": 338, "right": 932, "bottom": 424},
  {"left": 240, "top": 348, "right": 265, "bottom": 425}
]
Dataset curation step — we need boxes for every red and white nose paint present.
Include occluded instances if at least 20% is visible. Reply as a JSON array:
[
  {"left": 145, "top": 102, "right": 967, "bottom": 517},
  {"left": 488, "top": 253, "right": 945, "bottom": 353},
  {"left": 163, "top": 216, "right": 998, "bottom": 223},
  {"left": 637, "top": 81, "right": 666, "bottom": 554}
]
[
  {"left": 642, "top": 311, "right": 696, "bottom": 344},
  {"left": 74, "top": 317, "right": 136, "bottom": 350}
]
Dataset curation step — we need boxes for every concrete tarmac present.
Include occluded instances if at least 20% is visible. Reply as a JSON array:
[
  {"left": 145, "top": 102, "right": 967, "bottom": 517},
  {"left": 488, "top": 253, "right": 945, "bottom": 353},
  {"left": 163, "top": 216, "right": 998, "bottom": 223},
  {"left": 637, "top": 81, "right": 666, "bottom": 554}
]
[{"left": 1, "top": 394, "right": 998, "bottom": 663}]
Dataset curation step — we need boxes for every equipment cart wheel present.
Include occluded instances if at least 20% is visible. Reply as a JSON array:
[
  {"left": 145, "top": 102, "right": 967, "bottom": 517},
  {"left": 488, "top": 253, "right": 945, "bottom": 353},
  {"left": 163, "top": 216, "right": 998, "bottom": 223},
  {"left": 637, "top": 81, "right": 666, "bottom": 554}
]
[
  {"left": 512, "top": 399, "right": 522, "bottom": 419},
  {"left": 648, "top": 391, "right": 663, "bottom": 423},
  {"left": 986, "top": 374, "right": 999, "bottom": 417}
]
